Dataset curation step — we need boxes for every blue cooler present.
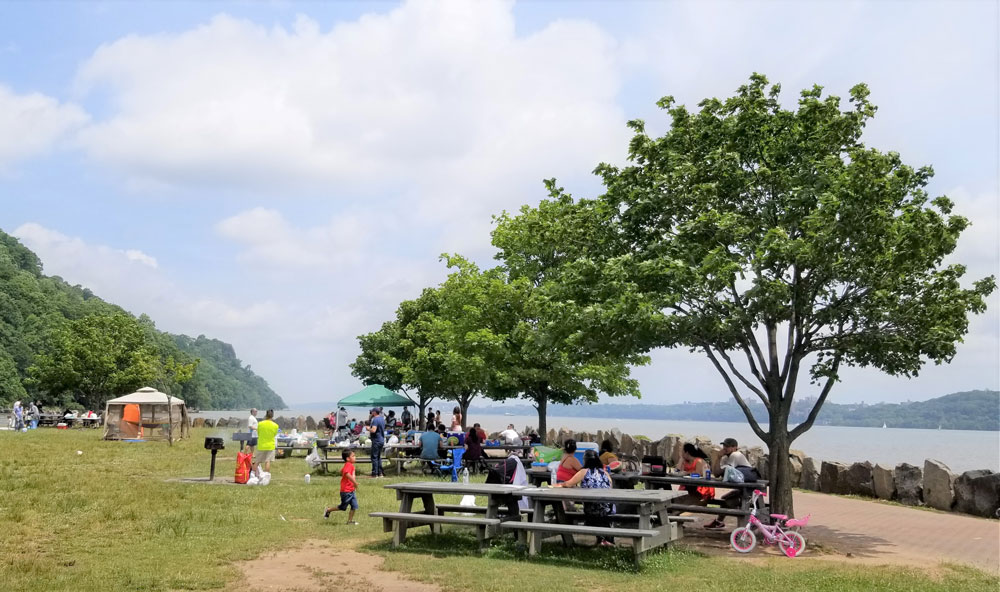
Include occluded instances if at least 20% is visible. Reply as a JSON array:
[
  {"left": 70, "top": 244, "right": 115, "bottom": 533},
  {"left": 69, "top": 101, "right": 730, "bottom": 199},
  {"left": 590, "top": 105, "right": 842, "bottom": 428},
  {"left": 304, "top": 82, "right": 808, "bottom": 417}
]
[{"left": 572, "top": 442, "right": 599, "bottom": 464}]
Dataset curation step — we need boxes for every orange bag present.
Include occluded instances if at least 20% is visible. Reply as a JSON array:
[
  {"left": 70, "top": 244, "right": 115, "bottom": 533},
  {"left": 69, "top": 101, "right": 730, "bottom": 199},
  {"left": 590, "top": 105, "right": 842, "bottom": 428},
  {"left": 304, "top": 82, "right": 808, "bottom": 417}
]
[{"left": 235, "top": 451, "right": 253, "bottom": 484}]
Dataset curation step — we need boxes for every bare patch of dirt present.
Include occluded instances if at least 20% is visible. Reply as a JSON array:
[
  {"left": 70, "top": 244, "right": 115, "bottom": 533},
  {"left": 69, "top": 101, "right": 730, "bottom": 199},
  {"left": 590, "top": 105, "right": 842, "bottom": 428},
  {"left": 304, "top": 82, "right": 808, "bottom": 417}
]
[{"left": 230, "top": 539, "right": 440, "bottom": 592}]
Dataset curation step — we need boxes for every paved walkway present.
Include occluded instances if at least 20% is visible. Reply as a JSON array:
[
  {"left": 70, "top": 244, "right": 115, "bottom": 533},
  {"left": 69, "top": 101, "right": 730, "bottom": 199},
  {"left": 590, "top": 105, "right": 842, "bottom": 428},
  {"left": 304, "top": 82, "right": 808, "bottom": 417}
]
[{"left": 783, "top": 491, "right": 998, "bottom": 573}]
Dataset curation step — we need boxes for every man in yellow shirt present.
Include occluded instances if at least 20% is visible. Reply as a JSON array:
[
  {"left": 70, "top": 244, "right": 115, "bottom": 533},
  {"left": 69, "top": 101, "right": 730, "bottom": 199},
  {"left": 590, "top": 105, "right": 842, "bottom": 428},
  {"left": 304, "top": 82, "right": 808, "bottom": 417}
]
[{"left": 256, "top": 409, "right": 280, "bottom": 474}]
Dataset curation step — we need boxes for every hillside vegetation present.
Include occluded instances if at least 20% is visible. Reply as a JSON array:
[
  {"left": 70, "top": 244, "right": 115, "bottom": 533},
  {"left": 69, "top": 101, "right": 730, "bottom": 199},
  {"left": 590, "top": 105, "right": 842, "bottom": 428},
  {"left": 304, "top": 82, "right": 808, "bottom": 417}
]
[
  {"left": 477, "top": 390, "right": 1000, "bottom": 431},
  {"left": 0, "top": 229, "right": 284, "bottom": 410}
]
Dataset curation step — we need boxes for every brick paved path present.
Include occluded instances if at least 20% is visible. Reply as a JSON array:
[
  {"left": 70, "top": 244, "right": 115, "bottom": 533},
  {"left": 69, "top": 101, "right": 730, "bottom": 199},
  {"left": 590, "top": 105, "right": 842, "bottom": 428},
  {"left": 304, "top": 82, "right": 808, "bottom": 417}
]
[{"left": 793, "top": 491, "right": 999, "bottom": 573}]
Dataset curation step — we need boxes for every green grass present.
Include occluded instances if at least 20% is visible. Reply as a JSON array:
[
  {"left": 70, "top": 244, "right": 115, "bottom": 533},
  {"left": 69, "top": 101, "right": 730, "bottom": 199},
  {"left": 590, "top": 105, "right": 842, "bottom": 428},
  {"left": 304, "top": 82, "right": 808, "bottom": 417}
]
[{"left": 0, "top": 428, "right": 995, "bottom": 592}]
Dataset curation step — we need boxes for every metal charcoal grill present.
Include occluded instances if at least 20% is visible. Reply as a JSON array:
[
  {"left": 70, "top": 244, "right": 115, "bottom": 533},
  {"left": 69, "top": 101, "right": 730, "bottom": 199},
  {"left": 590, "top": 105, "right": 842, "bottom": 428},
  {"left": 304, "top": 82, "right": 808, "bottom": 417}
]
[{"left": 204, "top": 437, "right": 225, "bottom": 480}]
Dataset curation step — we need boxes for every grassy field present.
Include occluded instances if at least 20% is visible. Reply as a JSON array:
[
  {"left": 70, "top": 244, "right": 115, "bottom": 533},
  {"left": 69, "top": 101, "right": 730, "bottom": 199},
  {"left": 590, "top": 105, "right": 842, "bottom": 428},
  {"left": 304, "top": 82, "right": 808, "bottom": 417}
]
[{"left": 0, "top": 427, "right": 994, "bottom": 592}]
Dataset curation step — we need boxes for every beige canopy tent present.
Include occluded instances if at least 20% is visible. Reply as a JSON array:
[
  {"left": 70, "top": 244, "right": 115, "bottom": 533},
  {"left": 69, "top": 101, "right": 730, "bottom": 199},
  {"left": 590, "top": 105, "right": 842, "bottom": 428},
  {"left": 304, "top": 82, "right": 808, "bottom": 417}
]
[{"left": 103, "top": 387, "right": 189, "bottom": 441}]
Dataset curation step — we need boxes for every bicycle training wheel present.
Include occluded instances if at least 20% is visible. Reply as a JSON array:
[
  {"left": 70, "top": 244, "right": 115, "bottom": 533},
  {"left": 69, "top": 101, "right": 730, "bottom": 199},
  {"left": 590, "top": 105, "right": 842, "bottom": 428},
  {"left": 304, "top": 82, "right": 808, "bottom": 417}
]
[
  {"left": 779, "top": 532, "right": 805, "bottom": 557},
  {"left": 730, "top": 527, "right": 757, "bottom": 553}
]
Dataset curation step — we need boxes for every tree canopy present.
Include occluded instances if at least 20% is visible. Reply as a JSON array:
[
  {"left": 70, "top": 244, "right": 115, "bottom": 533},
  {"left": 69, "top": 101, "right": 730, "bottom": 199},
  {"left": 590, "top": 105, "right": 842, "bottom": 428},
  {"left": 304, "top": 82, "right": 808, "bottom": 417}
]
[{"left": 492, "top": 74, "right": 995, "bottom": 513}]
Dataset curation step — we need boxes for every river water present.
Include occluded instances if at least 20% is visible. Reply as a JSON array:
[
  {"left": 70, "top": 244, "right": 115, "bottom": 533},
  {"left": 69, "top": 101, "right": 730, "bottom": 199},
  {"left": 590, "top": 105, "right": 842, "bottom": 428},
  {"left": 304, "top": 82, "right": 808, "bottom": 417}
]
[{"left": 192, "top": 407, "right": 999, "bottom": 473}]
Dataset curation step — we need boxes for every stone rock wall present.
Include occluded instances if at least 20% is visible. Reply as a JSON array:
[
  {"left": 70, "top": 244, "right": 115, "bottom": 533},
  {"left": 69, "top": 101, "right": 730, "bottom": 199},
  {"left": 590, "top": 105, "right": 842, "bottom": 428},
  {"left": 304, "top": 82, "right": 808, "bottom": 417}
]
[
  {"left": 953, "top": 470, "right": 1000, "bottom": 518},
  {"left": 799, "top": 457, "right": 820, "bottom": 491},
  {"left": 872, "top": 464, "right": 895, "bottom": 500},
  {"left": 820, "top": 461, "right": 849, "bottom": 494},
  {"left": 844, "top": 461, "right": 874, "bottom": 497}
]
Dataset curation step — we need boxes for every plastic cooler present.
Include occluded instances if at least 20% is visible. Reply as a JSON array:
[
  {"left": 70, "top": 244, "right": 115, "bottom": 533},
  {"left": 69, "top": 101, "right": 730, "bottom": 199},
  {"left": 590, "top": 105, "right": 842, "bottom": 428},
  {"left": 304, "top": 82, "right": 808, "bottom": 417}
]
[{"left": 572, "top": 442, "right": 599, "bottom": 464}]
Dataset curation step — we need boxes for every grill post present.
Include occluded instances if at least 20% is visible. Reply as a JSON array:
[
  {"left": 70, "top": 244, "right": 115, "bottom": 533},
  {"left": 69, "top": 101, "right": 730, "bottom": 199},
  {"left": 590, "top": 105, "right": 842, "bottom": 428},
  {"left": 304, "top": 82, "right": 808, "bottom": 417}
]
[{"left": 209, "top": 449, "right": 218, "bottom": 481}]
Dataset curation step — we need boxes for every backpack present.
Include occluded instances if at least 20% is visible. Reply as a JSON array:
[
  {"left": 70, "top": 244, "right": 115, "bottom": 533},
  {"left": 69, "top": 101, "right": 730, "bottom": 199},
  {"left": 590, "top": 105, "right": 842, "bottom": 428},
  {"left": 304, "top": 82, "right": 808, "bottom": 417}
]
[
  {"left": 485, "top": 457, "right": 519, "bottom": 485},
  {"left": 235, "top": 451, "right": 253, "bottom": 484}
]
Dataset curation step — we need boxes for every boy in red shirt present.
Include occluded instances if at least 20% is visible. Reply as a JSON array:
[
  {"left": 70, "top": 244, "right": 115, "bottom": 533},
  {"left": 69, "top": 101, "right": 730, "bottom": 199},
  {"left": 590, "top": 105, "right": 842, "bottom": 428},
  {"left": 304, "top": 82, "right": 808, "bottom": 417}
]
[{"left": 324, "top": 450, "right": 359, "bottom": 524}]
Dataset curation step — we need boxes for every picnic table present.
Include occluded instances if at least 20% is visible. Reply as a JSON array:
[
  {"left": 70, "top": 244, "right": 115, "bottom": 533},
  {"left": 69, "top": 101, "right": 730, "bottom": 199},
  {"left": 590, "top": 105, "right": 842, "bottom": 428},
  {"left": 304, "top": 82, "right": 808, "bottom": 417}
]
[
  {"left": 371, "top": 481, "right": 526, "bottom": 549},
  {"left": 509, "top": 486, "right": 686, "bottom": 566},
  {"left": 612, "top": 472, "right": 768, "bottom": 527}
]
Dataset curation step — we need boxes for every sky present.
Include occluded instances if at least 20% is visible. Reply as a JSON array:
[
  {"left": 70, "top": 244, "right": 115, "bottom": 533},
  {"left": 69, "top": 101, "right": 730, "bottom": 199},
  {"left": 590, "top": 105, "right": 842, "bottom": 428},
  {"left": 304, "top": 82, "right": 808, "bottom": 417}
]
[{"left": 0, "top": 0, "right": 997, "bottom": 407}]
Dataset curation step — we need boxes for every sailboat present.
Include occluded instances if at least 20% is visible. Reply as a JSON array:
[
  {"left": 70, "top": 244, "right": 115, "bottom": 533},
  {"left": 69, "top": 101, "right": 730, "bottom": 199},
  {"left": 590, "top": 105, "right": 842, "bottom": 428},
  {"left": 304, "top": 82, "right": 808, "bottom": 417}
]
[{"left": 882, "top": 422, "right": 887, "bottom": 429}]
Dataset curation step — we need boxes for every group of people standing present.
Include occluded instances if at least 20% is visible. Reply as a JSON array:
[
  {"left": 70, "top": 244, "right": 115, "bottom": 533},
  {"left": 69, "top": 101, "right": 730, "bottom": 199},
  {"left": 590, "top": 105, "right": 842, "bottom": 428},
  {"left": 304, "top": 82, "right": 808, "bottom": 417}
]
[{"left": 9, "top": 401, "right": 40, "bottom": 431}]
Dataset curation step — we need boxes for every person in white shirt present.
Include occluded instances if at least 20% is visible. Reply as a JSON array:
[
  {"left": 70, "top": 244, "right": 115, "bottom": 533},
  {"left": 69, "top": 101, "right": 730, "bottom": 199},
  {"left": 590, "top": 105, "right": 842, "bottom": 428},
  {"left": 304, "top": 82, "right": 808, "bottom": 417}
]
[
  {"left": 247, "top": 408, "right": 259, "bottom": 455},
  {"left": 705, "top": 437, "right": 754, "bottom": 530},
  {"left": 387, "top": 431, "right": 400, "bottom": 445},
  {"left": 499, "top": 424, "right": 522, "bottom": 446}
]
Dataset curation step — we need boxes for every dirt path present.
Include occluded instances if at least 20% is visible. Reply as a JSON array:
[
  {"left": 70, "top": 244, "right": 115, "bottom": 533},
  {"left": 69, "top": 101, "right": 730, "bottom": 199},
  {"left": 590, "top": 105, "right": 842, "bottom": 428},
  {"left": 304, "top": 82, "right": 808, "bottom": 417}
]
[{"left": 231, "top": 540, "right": 440, "bottom": 592}]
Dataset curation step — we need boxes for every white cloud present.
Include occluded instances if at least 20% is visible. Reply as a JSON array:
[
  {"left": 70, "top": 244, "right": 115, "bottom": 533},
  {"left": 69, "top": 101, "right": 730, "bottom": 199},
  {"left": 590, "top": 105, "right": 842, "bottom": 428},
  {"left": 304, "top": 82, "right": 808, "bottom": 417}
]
[
  {"left": 73, "top": 2, "right": 627, "bottom": 209},
  {"left": 0, "top": 86, "right": 88, "bottom": 172},
  {"left": 215, "top": 207, "right": 370, "bottom": 269}
]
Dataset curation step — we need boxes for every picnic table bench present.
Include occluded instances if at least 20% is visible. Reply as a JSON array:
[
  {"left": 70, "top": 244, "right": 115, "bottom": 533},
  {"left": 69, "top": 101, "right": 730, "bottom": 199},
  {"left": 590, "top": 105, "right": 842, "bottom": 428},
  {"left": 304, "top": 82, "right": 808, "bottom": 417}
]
[
  {"left": 372, "top": 482, "right": 526, "bottom": 549},
  {"left": 612, "top": 472, "right": 768, "bottom": 527},
  {"left": 505, "top": 486, "right": 686, "bottom": 567}
]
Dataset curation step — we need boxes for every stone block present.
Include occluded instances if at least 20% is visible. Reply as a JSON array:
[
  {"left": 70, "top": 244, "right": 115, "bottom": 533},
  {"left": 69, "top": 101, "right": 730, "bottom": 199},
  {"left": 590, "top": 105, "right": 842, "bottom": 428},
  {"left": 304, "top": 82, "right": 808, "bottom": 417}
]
[
  {"left": 192, "top": 417, "right": 205, "bottom": 428},
  {"left": 844, "top": 461, "right": 874, "bottom": 497},
  {"left": 755, "top": 454, "right": 769, "bottom": 481},
  {"left": 872, "top": 464, "right": 895, "bottom": 500},
  {"left": 306, "top": 416, "right": 316, "bottom": 431},
  {"left": 216, "top": 417, "right": 228, "bottom": 428},
  {"left": 620, "top": 433, "right": 635, "bottom": 457},
  {"left": 894, "top": 463, "right": 923, "bottom": 506},
  {"left": 202, "top": 418, "right": 216, "bottom": 428},
  {"left": 546, "top": 429, "right": 557, "bottom": 445},
  {"left": 799, "top": 457, "right": 820, "bottom": 491},
  {"left": 953, "top": 470, "right": 1000, "bottom": 518},
  {"left": 923, "top": 459, "right": 956, "bottom": 511},
  {"left": 295, "top": 416, "right": 307, "bottom": 431},
  {"left": 744, "top": 446, "right": 765, "bottom": 470},
  {"left": 820, "top": 461, "right": 849, "bottom": 494},
  {"left": 788, "top": 456, "right": 803, "bottom": 487}
]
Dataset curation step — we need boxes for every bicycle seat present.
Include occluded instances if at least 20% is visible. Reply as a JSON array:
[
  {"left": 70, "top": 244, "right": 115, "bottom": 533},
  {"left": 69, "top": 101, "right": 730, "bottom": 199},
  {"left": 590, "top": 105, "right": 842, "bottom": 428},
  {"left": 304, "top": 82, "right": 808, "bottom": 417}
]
[
  {"left": 785, "top": 514, "right": 810, "bottom": 528},
  {"left": 769, "top": 513, "right": 788, "bottom": 520}
]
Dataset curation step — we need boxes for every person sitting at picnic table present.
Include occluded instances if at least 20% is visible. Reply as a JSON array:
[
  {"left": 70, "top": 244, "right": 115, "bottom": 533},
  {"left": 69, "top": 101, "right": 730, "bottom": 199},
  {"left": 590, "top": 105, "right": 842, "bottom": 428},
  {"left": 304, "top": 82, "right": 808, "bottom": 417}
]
[
  {"left": 599, "top": 440, "right": 618, "bottom": 467},
  {"left": 677, "top": 443, "right": 715, "bottom": 507},
  {"left": 473, "top": 422, "right": 487, "bottom": 443},
  {"left": 347, "top": 418, "right": 357, "bottom": 431},
  {"left": 500, "top": 424, "right": 522, "bottom": 446},
  {"left": 465, "top": 427, "right": 484, "bottom": 469},
  {"left": 419, "top": 424, "right": 443, "bottom": 460},
  {"left": 704, "top": 438, "right": 759, "bottom": 529},
  {"left": 387, "top": 430, "right": 400, "bottom": 445},
  {"left": 352, "top": 421, "right": 365, "bottom": 436},
  {"left": 555, "top": 439, "right": 582, "bottom": 484},
  {"left": 553, "top": 449, "right": 615, "bottom": 546}
]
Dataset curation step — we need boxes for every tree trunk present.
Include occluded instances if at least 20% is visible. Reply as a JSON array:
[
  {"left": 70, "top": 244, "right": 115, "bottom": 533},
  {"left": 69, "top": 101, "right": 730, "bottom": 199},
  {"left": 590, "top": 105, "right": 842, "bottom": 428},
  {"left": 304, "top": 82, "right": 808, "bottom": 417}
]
[
  {"left": 166, "top": 391, "right": 173, "bottom": 446},
  {"left": 458, "top": 392, "right": 473, "bottom": 432},
  {"left": 767, "top": 429, "right": 794, "bottom": 516},
  {"left": 418, "top": 401, "right": 427, "bottom": 431},
  {"left": 535, "top": 392, "right": 547, "bottom": 439}
]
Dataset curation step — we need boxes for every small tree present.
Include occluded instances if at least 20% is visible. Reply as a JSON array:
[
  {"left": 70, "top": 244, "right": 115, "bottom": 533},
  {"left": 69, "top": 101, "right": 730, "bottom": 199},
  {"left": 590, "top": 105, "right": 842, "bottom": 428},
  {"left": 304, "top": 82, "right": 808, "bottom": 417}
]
[{"left": 495, "top": 74, "right": 996, "bottom": 514}]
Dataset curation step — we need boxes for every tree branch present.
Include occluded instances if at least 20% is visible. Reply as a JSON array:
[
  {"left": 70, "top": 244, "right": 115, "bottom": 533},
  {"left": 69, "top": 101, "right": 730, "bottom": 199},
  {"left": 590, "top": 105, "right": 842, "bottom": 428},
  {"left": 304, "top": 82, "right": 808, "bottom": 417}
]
[
  {"left": 789, "top": 354, "right": 842, "bottom": 441},
  {"left": 717, "top": 349, "right": 770, "bottom": 409},
  {"left": 729, "top": 281, "right": 770, "bottom": 376},
  {"left": 703, "top": 346, "right": 769, "bottom": 442}
]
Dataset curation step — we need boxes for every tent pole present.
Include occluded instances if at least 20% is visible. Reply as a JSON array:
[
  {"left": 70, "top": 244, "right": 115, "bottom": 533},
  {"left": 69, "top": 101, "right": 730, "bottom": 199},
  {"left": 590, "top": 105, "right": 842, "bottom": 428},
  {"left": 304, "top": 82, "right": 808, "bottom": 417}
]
[{"left": 166, "top": 392, "right": 173, "bottom": 446}]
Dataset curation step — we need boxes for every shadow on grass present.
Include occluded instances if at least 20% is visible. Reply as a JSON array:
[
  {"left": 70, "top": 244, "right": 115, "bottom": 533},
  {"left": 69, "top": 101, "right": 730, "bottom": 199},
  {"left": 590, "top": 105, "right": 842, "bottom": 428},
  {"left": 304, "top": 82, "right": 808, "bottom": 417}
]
[{"left": 359, "top": 529, "right": 705, "bottom": 574}]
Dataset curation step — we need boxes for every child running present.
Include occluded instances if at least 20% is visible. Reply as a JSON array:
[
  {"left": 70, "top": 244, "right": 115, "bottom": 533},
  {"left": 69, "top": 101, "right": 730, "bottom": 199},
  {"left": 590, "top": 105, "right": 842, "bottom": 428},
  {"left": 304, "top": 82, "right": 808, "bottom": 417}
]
[{"left": 324, "top": 449, "right": 359, "bottom": 524}]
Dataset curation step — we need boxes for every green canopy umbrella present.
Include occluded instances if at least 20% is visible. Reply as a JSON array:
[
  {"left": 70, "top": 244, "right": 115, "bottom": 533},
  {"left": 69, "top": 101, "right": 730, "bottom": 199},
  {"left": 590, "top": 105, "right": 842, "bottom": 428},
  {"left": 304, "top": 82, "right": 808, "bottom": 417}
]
[{"left": 337, "top": 384, "right": 415, "bottom": 408}]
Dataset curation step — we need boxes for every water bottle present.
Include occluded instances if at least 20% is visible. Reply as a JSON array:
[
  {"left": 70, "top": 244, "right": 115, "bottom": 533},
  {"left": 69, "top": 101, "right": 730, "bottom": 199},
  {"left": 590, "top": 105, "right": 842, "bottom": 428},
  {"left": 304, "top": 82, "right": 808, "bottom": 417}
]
[
  {"left": 705, "top": 468, "right": 711, "bottom": 480},
  {"left": 462, "top": 467, "right": 470, "bottom": 484}
]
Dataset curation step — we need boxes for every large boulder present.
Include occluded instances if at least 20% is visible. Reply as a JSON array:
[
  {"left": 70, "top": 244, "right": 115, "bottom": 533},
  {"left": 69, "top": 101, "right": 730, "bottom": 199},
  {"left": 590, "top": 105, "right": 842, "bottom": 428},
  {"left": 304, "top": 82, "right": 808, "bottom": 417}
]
[
  {"left": 671, "top": 439, "right": 684, "bottom": 467},
  {"left": 192, "top": 417, "right": 205, "bottom": 429},
  {"left": 799, "top": 457, "right": 820, "bottom": 491},
  {"left": 923, "top": 460, "right": 956, "bottom": 511},
  {"left": 788, "top": 456, "right": 803, "bottom": 487},
  {"left": 953, "top": 470, "right": 1000, "bottom": 518},
  {"left": 620, "top": 433, "right": 635, "bottom": 457},
  {"left": 203, "top": 418, "right": 216, "bottom": 428},
  {"left": 546, "top": 429, "right": 557, "bottom": 446},
  {"left": 894, "top": 463, "right": 923, "bottom": 506},
  {"left": 216, "top": 417, "right": 229, "bottom": 428},
  {"left": 305, "top": 416, "right": 317, "bottom": 431},
  {"left": 295, "top": 416, "right": 307, "bottom": 431},
  {"left": 610, "top": 427, "right": 623, "bottom": 441},
  {"left": 872, "top": 464, "right": 895, "bottom": 500},
  {"left": 844, "top": 461, "right": 874, "bottom": 497},
  {"left": 744, "top": 446, "right": 765, "bottom": 471},
  {"left": 788, "top": 449, "right": 806, "bottom": 464},
  {"left": 557, "top": 427, "right": 573, "bottom": 445},
  {"left": 656, "top": 436, "right": 672, "bottom": 462},
  {"left": 755, "top": 454, "right": 769, "bottom": 481},
  {"left": 820, "top": 461, "right": 849, "bottom": 494}
]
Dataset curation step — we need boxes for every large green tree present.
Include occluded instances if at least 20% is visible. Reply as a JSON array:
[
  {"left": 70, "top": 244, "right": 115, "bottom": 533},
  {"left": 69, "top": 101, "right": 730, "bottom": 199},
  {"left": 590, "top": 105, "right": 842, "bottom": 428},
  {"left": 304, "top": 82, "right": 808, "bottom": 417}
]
[
  {"left": 494, "top": 74, "right": 995, "bottom": 514},
  {"left": 29, "top": 313, "right": 159, "bottom": 410}
]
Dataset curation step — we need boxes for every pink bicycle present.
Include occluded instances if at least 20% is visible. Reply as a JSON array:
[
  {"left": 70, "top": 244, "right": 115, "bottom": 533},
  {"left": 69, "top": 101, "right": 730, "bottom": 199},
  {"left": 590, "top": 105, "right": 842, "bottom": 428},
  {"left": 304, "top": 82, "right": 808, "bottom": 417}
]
[{"left": 730, "top": 489, "right": 810, "bottom": 557}]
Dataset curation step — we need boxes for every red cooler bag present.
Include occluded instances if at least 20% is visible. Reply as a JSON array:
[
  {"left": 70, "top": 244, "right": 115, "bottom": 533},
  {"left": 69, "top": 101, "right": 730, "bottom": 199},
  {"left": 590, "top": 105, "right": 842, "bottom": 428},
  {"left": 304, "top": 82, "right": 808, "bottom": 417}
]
[{"left": 235, "top": 451, "right": 253, "bottom": 484}]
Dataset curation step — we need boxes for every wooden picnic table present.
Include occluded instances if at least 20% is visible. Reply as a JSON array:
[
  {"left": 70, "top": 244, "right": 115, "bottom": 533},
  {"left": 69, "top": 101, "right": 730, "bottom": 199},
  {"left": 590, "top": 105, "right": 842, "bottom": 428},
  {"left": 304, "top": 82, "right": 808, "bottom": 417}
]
[
  {"left": 371, "top": 481, "right": 528, "bottom": 548},
  {"left": 510, "top": 486, "right": 686, "bottom": 566},
  {"left": 612, "top": 472, "right": 768, "bottom": 527}
]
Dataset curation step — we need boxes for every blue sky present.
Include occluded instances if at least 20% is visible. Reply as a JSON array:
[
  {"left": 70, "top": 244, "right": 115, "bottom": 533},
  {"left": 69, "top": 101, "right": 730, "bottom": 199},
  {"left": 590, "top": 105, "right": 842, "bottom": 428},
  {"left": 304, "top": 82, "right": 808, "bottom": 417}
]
[{"left": 1, "top": 0, "right": 996, "bottom": 406}]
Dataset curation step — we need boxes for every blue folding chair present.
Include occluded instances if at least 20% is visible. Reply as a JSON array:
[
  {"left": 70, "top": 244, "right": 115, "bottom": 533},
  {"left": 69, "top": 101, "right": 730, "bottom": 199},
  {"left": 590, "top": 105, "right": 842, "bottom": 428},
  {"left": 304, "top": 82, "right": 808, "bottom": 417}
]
[{"left": 438, "top": 448, "right": 466, "bottom": 482}]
